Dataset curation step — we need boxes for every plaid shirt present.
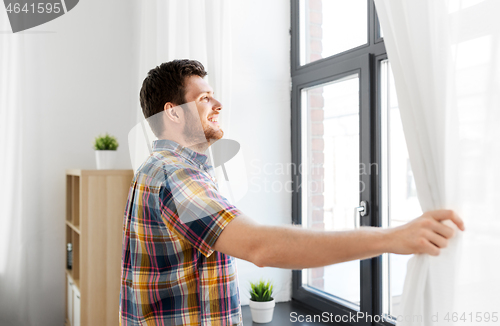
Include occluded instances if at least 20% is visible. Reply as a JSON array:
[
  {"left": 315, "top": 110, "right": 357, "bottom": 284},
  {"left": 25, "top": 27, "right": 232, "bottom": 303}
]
[{"left": 120, "top": 139, "right": 243, "bottom": 326}]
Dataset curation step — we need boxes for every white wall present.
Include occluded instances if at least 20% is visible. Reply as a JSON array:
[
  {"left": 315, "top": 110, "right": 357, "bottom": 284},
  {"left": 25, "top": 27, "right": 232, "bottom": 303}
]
[
  {"left": 9, "top": 1, "right": 139, "bottom": 324},
  {"left": 228, "top": 0, "right": 292, "bottom": 305},
  {"left": 3, "top": 0, "right": 290, "bottom": 324}
]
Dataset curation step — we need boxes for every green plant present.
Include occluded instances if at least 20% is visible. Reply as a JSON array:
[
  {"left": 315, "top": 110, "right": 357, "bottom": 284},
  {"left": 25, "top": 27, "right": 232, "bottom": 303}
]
[
  {"left": 249, "top": 279, "right": 274, "bottom": 302},
  {"left": 93, "top": 133, "right": 119, "bottom": 150}
]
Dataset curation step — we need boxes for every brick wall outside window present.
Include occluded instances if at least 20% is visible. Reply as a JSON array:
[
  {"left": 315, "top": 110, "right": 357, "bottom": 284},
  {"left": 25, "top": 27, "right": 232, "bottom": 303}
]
[{"left": 306, "top": 0, "right": 326, "bottom": 290}]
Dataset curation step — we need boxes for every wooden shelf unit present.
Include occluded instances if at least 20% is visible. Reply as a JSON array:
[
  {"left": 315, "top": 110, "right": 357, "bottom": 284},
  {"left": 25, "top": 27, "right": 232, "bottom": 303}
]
[{"left": 65, "top": 169, "right": 134, "bottom": 326}]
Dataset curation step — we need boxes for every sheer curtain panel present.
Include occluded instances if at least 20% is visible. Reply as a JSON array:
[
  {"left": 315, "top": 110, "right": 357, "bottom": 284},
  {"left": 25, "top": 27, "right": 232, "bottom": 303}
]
[
  {"left": 374, "top": 0, "right": 500, "bottom": 325},
  {"left": 0, "top": 12, "right": 33, "bottom": 326}
]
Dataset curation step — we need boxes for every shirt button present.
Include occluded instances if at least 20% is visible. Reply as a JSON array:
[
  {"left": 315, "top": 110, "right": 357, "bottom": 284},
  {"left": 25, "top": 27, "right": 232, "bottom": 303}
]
[{"left": 199, "top": 164, "right": 203, "bottom": 169}]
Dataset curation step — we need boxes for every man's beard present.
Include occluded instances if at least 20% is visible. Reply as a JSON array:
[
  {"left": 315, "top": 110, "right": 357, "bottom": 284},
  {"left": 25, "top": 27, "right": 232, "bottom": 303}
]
[
  {"left": 182, "top": 108, "right": 223, "bottom": 148},
  {"left": 204, "top": 123, "right": 224, "bottom": 144}
]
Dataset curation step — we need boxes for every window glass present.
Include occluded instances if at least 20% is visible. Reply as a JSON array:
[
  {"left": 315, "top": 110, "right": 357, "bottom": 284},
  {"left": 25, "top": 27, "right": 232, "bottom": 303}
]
[
  {"left": 380, "top": 60, "right": 422, "bottom": 318},
  {"left": 301, "top": 74, "right": 361, "bottom": 306},
  {"left": 299, "top": 0, "right": 368, "bottom": 65}
]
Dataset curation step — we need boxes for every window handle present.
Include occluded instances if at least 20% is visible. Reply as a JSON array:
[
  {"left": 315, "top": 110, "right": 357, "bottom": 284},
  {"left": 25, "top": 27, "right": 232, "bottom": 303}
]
[{"left": 354, "top": 201, "right": 368, "bottom": 229}]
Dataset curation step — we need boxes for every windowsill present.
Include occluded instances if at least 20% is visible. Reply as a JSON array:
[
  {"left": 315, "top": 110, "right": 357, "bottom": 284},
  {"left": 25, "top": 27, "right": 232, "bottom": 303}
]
[{"left": 242, "top": 300, "right": 336, "bottom": 325}]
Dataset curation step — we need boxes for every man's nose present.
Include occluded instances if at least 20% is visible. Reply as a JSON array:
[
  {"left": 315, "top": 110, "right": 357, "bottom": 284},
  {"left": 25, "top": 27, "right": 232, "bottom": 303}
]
[{"left": 213, "top": 99, "right": 222, "bottom": 111}]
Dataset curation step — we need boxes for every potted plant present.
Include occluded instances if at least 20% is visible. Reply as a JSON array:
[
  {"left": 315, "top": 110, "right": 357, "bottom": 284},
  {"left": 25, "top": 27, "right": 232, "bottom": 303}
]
[
  {"left": 93, "top": 133, "right": 119, "bottom": 169},
  {"left": 249, "top": 279, "right": 275, "bottom": 323}
]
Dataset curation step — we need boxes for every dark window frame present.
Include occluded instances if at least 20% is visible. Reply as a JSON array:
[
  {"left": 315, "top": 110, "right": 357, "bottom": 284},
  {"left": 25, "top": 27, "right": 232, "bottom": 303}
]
[{"left": 290, "top": 1, "right": 395, "bottom": 325}]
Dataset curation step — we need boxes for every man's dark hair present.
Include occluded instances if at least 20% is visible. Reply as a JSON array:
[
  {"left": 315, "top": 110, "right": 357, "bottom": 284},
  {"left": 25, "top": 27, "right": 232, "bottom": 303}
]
[{"left": 140, "top": 59, "right": 208, "bottom": 136}]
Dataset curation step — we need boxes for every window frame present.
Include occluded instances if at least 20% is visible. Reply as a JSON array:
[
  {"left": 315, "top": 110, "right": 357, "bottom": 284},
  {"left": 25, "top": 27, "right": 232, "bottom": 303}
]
[
  {"left": 291, "top": 53, "right": 373, "bottom": 322},
  {"left": 290, "top": 1, "right": 395, "bottom": 325}
]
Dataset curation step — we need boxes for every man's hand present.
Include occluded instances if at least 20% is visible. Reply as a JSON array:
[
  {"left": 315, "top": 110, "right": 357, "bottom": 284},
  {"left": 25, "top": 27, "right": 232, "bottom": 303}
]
[{"left": 384, "top": 209, "right": 465, "bottom": 256}]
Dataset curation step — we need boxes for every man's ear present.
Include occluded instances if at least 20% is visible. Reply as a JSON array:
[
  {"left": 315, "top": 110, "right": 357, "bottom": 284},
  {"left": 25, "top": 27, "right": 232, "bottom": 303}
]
[{"left": 164, "top": 102, "right": 181, "bottom": 123}]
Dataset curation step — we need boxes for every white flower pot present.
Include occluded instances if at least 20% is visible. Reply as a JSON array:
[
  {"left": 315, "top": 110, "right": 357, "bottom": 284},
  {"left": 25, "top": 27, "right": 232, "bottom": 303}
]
[
  {"left": 249, "top": 299, "right": 275, "bottom": 323},
  {"left": 95, "top": 150, "right": 117, "bottom": 170}
]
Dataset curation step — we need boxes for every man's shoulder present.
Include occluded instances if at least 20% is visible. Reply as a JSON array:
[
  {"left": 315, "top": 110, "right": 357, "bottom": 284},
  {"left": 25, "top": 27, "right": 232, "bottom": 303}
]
[{"left": 134, "top": 150, "right": 201, "bottom": 186}]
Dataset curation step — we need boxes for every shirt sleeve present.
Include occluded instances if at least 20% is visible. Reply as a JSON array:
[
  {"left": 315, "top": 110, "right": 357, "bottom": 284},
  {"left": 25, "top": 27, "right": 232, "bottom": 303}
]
[{"left": 159, "top": 167, "right": 241, "bottom": 257}]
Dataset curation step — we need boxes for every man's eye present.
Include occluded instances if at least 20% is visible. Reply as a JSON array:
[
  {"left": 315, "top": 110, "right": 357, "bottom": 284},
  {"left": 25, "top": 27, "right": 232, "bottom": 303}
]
[{"left": 201, "top": 96, "right": 209, "bottom": 101}]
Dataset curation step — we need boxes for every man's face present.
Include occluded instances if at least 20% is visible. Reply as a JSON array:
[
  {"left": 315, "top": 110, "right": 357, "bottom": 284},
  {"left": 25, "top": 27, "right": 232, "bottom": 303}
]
[{"left": 182, "top": 75, "right": 224, "bottom": 144}]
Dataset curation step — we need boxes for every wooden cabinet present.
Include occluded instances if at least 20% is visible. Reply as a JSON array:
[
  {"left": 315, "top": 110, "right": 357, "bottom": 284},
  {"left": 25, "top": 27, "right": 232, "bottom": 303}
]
[{"left": 65, "top": 169, "right": 134, "bottom": 326}]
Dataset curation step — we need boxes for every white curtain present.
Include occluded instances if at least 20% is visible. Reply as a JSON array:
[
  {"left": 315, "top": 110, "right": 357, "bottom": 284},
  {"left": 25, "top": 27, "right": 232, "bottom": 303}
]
[
  {"left": 0, "top": 13, "right": 30, "bottom": 326},
  {"left": 129, "top": 0, "right": 233, "bottom": 172},
  {"left": 375, "top": 0, "right": 500, "bottom": 325}
]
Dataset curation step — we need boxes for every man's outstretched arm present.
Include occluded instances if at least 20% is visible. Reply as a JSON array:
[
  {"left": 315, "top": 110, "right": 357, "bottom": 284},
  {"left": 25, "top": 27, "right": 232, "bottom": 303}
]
[{"left": 212, "top": 210, "right": 465, "bottom": 269}]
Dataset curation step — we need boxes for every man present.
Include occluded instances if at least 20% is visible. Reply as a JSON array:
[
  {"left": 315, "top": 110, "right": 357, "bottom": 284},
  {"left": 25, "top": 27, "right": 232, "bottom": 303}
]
[{"left": 120, "top": 59, "right": 465, "bottom": 326}]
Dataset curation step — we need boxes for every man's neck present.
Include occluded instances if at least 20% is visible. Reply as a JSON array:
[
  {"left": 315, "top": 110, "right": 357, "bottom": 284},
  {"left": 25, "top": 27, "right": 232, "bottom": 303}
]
[
  {"left": 185, "top": 141, "right": 210, "bottom": 154},
  {"left": 159, "top": 134, "right": 210, "bottom": 154}
]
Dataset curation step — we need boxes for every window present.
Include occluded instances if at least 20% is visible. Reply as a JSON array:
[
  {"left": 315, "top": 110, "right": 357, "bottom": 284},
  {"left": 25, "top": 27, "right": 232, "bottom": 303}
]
[
  {"left": 291, "top": 0, "right": 419, "bottom": 324},
  {"left": 301, "top": 74, "right": 361, "bottom": 307},
  {"left": 299, "top": 0, "right": 368, "bottom": 65},
  {"left": 380, "top": 60, "right": 422, "bottom": 320}
]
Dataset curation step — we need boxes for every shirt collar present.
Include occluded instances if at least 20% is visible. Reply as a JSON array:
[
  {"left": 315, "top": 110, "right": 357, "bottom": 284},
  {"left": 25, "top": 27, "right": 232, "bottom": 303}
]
[{"left": 152, "top": 139, "right": 209, "bottom": 166}]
